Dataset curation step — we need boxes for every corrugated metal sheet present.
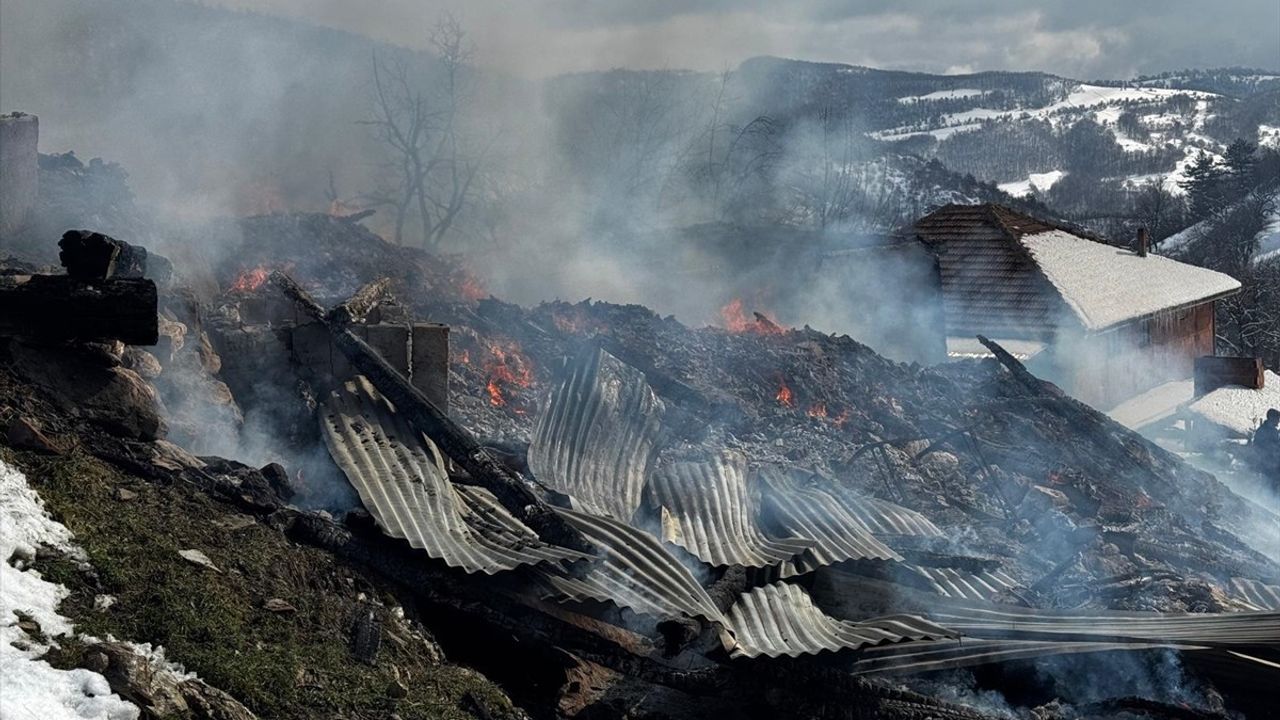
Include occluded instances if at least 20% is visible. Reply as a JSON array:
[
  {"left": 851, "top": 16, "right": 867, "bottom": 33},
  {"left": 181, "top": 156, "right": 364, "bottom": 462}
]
[
  {"left": 926, "top": 603, "right": 1280, "bottom": 647},
  {"left": 649, "top": 451, "right": 813, "bottom": 568},
  {"left": 906, "top": 565, "right": 1020, "bottom": 601},
  {"left": 535, "top": 506, "right": 728, "bottom": 625},
  {"left": 528, "top": 347, "right": 666, "bottom": 522},
  {"left": 726, "top": 582, "right": 955, "bottom": 659},
  {"left": 320, "top": 377, "right": 586, "bottom": 575},
  {"left": 756, "top": 466, "right": 902, "bottom": 571},
  {"left": 847, "top": 638, "right": 1191, "bottom": 676},
  {"left": 1231, "top": 577, "right": 1280, "bottom": 611},
  {"left": 834, "top": 492, "right": 943, "bottom": 538}
]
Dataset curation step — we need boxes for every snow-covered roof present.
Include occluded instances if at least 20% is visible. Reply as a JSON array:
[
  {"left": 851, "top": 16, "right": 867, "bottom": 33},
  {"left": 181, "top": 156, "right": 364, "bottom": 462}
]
[
  {"left": 1186, "top": 371, "right": 1280, "bottom": 437},
  {"left": 1019, "top": 229, "right": 1241, "bottom": 331}
]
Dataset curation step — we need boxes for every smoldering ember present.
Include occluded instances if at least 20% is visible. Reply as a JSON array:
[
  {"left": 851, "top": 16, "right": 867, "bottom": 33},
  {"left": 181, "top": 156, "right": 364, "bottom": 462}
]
[{"left": 2, "top": 4, "right": 1280, "bottom": 720}]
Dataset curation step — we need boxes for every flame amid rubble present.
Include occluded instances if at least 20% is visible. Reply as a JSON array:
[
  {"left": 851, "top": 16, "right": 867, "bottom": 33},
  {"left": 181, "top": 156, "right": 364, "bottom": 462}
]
[
  {"left": 454, "top": 269, "right": 487, "bottom": 303},
  {"left": 775, "top": 378, "right": 794, "bottom": 408},
  {"left": 720, "top": 298, "right": 786, "bottom": 336},
  {"left": 229, "top": 266, "right": 271, "bottom": 293},
  {"left": 483, "top": 340, "right": 534, "bottom": 411}
]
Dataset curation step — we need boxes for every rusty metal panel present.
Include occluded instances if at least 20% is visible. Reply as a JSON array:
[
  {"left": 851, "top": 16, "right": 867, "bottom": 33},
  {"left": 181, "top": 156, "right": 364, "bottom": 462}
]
[
  {"left": 534, "top": 505, "right": 727, "bottom": 625},
  {"left": 725, "top": 582, "right": 955, "bottom": 659},
  {"left": 649, "top": 451, "right": 812, "bottom": 568},
  {"left": 320, "top": 376, "right": 585, "bottom": 575},
  {"left": 528, "top": 347, "right": 666, "bottom": 522}
]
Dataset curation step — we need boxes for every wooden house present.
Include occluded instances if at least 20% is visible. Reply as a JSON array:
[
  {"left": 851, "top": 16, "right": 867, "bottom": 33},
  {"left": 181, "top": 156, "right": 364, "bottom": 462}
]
[{"left": 908, "top": 204, "right": 1241, "bottom": 409}]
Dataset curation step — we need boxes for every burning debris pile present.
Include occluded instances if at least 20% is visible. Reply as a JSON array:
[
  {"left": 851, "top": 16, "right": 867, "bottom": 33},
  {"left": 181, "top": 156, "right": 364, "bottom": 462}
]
[{"left": 3, "top": 210, "right": 1280, "bottom": 719}]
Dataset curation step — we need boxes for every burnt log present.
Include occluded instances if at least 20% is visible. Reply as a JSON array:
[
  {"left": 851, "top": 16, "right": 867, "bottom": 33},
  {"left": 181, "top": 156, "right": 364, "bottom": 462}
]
[
  {"left": 326, "top": 277, "right": 390, "bottom": 325},
  {"left": 269, "top": 270, "right": 593, "bottom": 555},
  {"left": 0, "top": 275, "right": 158, "bottom": 345},
  {"left": 59, "top": 230, "right": 148, "bottom": 280}
]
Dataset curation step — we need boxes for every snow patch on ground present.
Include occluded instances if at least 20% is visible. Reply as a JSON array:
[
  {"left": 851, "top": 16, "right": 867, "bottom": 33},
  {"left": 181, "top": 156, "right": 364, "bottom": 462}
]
[
  {"left": 1, "top": 459, "right": 140, "bottom": 720},
  {"left": 1254, "top": 205, "right": 1280, "bottom": 266},
  {"left": 1187, "top": 371, "right": 1280, "bottom": 437},
  {"left": 1115, "top": 135, "right": 1154, "bottom": 152},
  {"left": 997, "top": 170, "right": 1065, "bottom": 197},
  {"left": 874, "top": 82, "right": 1216, "bottom": 144},
  {"left": 897, "top": 88, "right": 987, "bottom": 103},
  {"left": 1260, "top": 125, "right": 1280, "bottom": 150}
]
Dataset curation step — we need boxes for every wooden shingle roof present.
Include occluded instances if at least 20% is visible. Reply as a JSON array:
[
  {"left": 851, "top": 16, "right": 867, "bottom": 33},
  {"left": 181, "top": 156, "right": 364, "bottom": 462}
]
[
  {"left": 914, "top": 204, "right": 1240, "bottom": 338},
  {"left": 913, "top": 204, "right": 1060, "bottom": 339}
]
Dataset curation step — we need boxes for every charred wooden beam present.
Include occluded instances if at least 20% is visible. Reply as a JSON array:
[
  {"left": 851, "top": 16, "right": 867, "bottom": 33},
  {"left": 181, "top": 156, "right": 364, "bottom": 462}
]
[
  {"left": 269, "top": 270, "right": 593, "bottom": 555},
  {"left": 58, "top": 230, "right": 148, "bottom": 281},
  {"left": 326, "top": 277, "right": 390, "bottom": 325},
  {"left": 0, "top": 275, "right": 158, "bottom": 345}
]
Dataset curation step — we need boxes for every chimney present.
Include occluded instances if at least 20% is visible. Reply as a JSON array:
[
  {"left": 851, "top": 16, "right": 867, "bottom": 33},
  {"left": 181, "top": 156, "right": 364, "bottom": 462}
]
[{"left": 1136, "top": 226, "right": 1149, "bottom": 257}]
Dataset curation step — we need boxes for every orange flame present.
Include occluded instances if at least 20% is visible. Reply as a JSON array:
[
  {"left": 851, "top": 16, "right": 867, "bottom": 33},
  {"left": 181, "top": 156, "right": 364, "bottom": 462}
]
[
  {"left": 230, "top": 266, "right": 270, "bottom": 293},
  {"left": 775, "top": 378, "right": 794, "bottom": 408},
  {"left": 806, "top": 402, "right": 827, "bottom": 419},
  {"left": 483, "top": 340, "right": 533, "bottom": 411},
  {"left": 452, "top": 269, "right": 486, "bottom": 303},
  {"left": 720, "top": 298, "right": 785, "bottom": 335}
]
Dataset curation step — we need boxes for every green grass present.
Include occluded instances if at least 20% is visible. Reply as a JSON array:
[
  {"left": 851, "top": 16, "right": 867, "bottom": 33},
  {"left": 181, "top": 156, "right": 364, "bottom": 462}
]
[{"left": 4, "top": 447, "right": 518, "bottom": 720}]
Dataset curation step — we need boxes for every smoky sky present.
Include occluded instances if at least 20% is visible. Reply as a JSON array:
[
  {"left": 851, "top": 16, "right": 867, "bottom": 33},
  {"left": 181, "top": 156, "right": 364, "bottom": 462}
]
[{"left": 207, "top": 0, "right": 1280, "bottom": 78}]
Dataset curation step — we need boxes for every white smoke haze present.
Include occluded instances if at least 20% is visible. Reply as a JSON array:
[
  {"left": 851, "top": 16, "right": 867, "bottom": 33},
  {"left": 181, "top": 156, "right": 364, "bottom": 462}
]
[{"left": 6, "top": 5, "right": 1280, "bottom": 717}]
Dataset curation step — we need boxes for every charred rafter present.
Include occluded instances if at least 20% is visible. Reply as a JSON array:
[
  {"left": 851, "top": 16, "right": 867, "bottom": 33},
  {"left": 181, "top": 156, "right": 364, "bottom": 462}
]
[{"left": 269, "top": 270, "right": 594, "bottom": 555}]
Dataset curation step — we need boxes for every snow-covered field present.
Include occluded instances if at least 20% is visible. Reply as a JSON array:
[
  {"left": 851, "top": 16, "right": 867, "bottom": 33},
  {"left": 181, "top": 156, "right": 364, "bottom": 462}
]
[
  {"left": 997, "top": 170, "right": 1065, "bottom": 197},
  {"left": 1, "top": 460, "right": 139, "bottom": 720},
  {"left": 874, "top": 83, "right": 1218, "bottom": 141},
  {"left": 896, "top": 88, "right": 988, "bottom": 103},
  {"left": 1260, "top": 125, "right": 1280, "bottom": 150}
]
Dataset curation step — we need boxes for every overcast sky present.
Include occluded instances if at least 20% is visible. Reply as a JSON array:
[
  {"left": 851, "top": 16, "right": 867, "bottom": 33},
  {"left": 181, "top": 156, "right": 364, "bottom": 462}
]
[{"left": 207, "top": 0, "right": 1280, "bottom": 79}]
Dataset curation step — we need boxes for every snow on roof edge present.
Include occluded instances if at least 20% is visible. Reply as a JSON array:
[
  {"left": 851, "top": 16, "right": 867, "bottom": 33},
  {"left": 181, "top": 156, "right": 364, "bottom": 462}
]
[{"left": 1019, "top": 229, "right": 1241, "bottom": 331}]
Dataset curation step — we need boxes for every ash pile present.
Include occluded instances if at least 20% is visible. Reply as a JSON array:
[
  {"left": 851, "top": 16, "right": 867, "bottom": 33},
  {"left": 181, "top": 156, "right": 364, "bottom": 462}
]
[{"left": 3, "top": 211, "right": 1280, "bottom": 720}]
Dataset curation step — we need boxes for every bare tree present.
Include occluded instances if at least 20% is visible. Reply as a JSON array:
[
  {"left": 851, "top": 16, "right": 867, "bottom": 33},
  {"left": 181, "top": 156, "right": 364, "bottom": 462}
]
[
  {"left": 363, "top": 15, "right": 485, "bottom": 247},
  {"left": 683, "top": 70, "right": 781, "bottom": 223},
  {"left": 783, "top": 106, "right": 862, "bottom": 229}
]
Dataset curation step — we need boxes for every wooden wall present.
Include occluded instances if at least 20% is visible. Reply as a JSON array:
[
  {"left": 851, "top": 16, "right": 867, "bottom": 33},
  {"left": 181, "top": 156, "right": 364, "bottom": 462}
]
[{"left": 1067, "top": 302, "right": 1215, "bottom": 410}]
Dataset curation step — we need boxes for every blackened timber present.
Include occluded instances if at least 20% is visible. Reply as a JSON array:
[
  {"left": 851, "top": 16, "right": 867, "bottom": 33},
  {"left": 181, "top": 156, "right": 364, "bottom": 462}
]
[
  {"left": 326, "top": 277, "right": 390, "bottom": 325},
  {"left": 58, "top": 230, "right": 148, "bottom": 280},
  {"left": 269, "top": 270, "right": 593, "bottom": 555},
  {"left": 0, "top": 275, "right": 158, "bottom": 345}
]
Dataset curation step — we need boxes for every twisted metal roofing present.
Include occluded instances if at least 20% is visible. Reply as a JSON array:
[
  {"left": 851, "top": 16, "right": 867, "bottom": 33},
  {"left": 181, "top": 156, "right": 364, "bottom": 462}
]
[
  {"left": 534, "top": 506, "right": 728, "bottom": 625},
  {"left": 725, "top": 582, "right": 955, "bottom": 659},
  {"left": 847, "top": 638, "right": 1192, "bottom": 676},
  {"left": 926, "top": 603, "right": 1280, "bottom": 647},
  {"left": 835, "top": 492, "right": 943, "bottom": 537},
  {"left": 528, "top": 347, "right": 666, "bottom": 522},
  {"left": 1231, "top": 577, "right": 1280, "bottom": 611},
  {"left": 649, "top": 451, "right": 813, "bottom": 568},
  {"left": 320, "top": 376, "right": 586, "bottom": 575},
  {"left": 906, "top": 565, "right": 1020, "bottom": 601},
  {"left": 755, "top": 467, "right": 901, "bottom": 578}
]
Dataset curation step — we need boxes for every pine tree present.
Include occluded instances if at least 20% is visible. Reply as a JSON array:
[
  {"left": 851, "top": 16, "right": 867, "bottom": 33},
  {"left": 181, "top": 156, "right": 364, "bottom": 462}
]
[
  {"left": 1223, "top": 138, "right": 1258, "bottom": 197},
  {"left": 1180, "top": 151, "right": 1227, "bottom": 220}
]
